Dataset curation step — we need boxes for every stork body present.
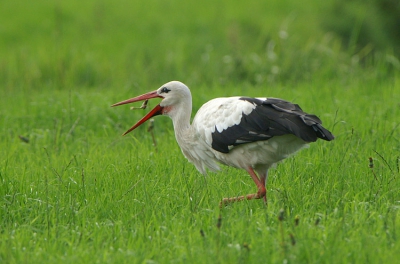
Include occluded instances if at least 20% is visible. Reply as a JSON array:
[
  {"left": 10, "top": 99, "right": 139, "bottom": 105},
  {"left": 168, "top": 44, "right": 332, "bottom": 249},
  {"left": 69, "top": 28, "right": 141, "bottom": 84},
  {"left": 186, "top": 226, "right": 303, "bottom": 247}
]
[{"left": 112, "top": 81, "right": 334, "bottom": 205}]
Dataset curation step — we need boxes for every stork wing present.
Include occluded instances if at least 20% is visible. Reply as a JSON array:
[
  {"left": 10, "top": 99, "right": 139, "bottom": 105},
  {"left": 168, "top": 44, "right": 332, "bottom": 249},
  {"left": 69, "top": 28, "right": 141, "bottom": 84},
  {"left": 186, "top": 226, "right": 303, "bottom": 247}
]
[{"left": 193, "top": 97, "right": 334, "bottom": 154}]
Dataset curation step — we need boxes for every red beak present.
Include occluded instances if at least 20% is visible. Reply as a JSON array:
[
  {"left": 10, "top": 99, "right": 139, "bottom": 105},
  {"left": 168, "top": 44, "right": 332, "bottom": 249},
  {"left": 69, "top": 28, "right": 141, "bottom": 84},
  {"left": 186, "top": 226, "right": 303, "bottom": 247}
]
[{"left": 112, "top": 90, "right": 163, "bottom": 136}]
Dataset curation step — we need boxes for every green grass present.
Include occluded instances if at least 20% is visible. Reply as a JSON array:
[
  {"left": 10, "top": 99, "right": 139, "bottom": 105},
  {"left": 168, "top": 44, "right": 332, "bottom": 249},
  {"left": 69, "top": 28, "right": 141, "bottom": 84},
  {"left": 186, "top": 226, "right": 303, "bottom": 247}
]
[{"left": 1, "top": 0, "right": 399, "bottom": 263}]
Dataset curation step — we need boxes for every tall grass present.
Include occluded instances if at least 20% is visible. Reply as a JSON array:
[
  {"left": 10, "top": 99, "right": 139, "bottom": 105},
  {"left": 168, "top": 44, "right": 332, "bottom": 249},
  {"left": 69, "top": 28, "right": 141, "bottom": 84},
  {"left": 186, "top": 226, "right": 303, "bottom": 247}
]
[{"left": 1, "top": 0, "right": 399, "bottom": 263}]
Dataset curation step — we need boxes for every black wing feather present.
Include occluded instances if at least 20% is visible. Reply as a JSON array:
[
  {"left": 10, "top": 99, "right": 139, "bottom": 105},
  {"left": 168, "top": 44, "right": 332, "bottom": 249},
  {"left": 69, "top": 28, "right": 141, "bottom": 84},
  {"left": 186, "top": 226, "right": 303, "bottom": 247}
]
[{"left": 211, "top": 97, "right": 334, "bottom": 153}]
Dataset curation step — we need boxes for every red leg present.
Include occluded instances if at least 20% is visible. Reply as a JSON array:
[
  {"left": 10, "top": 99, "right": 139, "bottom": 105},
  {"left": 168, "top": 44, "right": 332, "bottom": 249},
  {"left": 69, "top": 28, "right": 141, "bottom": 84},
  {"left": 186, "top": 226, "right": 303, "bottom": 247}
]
[
  {"left": 220, "top": 167, "right": 267, "bottom": 207},
  {"left": 259, "top": 171, "right": 269, "bottom": 205}
]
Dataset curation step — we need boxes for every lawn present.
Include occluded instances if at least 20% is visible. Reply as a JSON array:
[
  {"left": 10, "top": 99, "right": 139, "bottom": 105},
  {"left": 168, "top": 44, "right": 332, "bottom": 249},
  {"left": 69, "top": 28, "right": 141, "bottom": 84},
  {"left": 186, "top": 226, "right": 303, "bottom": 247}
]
[{"left": 1, "top": 0, "right": 399, "bottom": 263}]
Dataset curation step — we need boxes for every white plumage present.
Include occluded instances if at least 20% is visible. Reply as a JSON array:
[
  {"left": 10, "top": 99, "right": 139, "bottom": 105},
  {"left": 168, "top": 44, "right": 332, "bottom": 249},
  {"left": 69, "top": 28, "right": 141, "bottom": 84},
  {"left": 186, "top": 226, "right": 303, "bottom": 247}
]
[{"left": 112, "top": 81, "right": 334, "bottom": 205}]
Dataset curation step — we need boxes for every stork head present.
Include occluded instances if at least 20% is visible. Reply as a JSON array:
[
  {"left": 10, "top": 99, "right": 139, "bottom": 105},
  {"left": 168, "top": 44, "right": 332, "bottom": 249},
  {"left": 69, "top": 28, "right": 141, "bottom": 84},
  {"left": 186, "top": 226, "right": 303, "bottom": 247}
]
[{"left": 112, "top": 81, "right": 192, "bottom": 135}]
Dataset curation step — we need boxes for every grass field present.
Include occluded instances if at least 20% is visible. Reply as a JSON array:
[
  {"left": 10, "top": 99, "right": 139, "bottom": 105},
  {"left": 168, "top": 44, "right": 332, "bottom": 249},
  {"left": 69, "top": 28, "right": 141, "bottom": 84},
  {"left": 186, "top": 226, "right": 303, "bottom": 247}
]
[{"left": 1, "top": 0, "right": 399, "bottom": 263}]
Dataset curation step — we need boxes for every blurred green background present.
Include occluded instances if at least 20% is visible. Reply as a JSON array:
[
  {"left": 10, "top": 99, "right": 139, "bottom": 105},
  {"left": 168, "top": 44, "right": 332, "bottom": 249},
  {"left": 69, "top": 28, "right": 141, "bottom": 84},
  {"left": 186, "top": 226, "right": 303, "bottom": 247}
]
[{"left": 1, "top": 0, "right": 398, "bottom": 92}]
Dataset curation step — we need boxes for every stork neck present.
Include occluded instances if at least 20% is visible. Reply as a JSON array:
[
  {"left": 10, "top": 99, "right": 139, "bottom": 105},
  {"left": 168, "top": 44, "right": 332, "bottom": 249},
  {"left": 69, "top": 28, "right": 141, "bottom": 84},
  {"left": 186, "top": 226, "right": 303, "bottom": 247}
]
[
  {"left": 171, "top": 102, "right": 192, "bottom": 133},
  {"left": 168, "top": 99, "right": 195, "bottom": 147}
]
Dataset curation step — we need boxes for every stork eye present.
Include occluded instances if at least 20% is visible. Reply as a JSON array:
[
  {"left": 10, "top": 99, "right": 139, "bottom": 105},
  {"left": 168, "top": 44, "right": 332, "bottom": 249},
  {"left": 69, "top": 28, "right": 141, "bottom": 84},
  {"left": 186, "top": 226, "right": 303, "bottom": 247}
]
[{"left": 161, "top": 87, "right": 171, "bottom": 94}]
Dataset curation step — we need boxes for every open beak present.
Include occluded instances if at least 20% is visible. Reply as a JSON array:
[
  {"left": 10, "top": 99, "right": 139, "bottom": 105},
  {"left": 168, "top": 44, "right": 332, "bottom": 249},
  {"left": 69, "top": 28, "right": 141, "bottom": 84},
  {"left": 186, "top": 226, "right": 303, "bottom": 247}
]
[{"left": 112, "top": 90, "right": 163, "bottom": 136}]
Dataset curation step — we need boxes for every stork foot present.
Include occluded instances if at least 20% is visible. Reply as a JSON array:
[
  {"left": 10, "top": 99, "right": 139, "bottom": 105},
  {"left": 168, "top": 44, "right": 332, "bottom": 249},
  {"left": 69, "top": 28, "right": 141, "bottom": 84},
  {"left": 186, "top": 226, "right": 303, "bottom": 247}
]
[{"left": 219, "top": 187, "right": 266, "bottom": 208}]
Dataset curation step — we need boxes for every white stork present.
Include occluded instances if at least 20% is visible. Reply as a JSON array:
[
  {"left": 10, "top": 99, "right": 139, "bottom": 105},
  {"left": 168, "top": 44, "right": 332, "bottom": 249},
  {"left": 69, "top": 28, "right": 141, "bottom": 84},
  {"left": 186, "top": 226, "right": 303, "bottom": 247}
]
[{"left": 112, "top": 81, "right": 334, "bottom": 206}]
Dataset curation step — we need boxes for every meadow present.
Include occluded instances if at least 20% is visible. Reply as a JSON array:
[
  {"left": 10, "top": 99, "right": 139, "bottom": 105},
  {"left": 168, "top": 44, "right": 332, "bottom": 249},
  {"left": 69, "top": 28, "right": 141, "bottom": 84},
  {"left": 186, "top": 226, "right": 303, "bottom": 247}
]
[{"left": 1, "top": 0, "right": 399, "bottom": 263}]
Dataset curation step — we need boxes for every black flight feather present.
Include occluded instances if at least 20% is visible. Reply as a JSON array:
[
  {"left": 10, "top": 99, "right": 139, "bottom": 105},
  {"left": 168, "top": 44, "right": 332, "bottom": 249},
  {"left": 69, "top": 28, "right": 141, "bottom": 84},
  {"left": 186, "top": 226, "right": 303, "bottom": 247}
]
[{"left": 211, "top": 97, "right": 334, "bottom": 153}]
